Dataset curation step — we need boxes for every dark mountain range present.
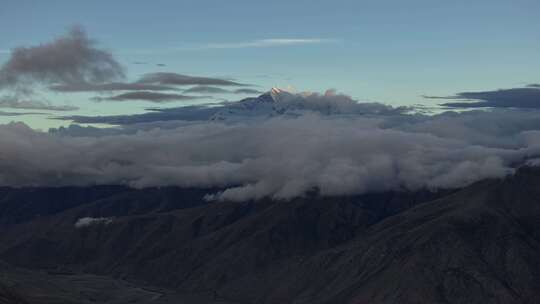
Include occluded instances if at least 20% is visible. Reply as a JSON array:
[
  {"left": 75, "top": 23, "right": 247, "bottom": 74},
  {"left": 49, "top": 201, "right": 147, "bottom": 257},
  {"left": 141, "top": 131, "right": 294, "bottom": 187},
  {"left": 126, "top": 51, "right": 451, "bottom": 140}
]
[
  {"left": 0, "top": 283, "right": 29, "bottom": 304},
  {"left": 0, "top": 167, "right": 539, "bottom": 303}
]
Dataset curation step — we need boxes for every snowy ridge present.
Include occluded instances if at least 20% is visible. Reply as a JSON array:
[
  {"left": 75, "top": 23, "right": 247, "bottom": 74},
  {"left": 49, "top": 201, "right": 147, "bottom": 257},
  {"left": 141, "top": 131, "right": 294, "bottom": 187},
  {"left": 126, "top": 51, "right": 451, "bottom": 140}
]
[{"left": 209, "top": 88, "right": 403, "bottom": 121}]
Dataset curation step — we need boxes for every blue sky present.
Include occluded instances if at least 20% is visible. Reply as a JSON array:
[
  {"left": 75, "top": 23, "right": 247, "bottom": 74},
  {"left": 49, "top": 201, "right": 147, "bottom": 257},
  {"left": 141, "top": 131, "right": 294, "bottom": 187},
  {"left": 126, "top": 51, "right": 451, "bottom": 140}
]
[{"left": 0, "top": 0, "right": 539, "bottom": 129}]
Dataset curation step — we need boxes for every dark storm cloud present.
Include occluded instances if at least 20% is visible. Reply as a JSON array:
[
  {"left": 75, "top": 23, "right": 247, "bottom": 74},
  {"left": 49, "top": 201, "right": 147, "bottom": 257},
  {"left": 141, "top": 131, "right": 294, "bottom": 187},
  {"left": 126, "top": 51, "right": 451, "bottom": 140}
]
[
  {"left": 424, "top": 87, "right": 540, "bottom": 109},
  {"left": 137, "top": 72, "right": 248, "bottom": 86},
  {"left": 93, "top": 91, "right": 205, "bottom": 103},
  {"left": 49, "top": 82, "right": 177, "bottom": 92},
  {"left": 0, "top": 26, "right": 124, "bottom": 92}
]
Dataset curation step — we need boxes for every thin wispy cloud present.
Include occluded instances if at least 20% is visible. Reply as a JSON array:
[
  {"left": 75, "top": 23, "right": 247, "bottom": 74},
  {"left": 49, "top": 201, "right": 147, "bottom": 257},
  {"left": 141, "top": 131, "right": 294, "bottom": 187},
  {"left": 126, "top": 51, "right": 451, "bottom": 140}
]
[
  {"left": 129, "top": 38, "right": 337, "bottom": 54},
  {"left": 198, "top": 38, "right": 336, "bottom": 49},
  {"left": 0, "top": 110, "right": 45, "bottom": 116},
  {"left": 0, "top": 96, "right": 78, "bottom": 111}
]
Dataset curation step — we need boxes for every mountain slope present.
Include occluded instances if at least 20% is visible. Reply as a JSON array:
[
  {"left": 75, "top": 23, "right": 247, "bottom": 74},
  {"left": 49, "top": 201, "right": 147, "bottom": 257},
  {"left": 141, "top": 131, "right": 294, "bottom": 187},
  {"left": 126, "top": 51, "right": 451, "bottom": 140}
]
[
  {"left": 257, "top": 167, "right": 540, "bottom": 304},
  {"left": 0, "top": 283, "right": 29, "bottom": 304},
  {"left": 0, "top": 168, "right": 539, "bottom": 303}
]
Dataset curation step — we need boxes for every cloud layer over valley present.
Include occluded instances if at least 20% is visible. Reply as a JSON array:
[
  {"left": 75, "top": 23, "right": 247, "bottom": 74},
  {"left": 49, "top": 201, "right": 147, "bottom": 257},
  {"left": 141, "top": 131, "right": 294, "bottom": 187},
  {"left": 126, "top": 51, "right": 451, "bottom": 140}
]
[{"left": 2, "top": 89, "right": 540, "bottom": 201}]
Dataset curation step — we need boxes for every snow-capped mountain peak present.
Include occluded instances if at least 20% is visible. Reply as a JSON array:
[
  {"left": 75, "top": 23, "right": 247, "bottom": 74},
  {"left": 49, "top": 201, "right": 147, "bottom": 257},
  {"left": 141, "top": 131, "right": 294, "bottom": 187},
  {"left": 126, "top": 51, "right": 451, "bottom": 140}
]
[
  {"left": 269, "top": 87, "right": 296, "bottom": 103},
  {"left": 208, "top": 88, "right": 402, "bottom": 122}
]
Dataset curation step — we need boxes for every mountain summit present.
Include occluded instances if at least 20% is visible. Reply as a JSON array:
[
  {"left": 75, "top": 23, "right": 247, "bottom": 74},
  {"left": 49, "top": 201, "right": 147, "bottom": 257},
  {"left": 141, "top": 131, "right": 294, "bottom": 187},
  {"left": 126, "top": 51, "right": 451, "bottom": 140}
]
[{"left": 209, "top": 88, "right": 401, "bottom": 121}]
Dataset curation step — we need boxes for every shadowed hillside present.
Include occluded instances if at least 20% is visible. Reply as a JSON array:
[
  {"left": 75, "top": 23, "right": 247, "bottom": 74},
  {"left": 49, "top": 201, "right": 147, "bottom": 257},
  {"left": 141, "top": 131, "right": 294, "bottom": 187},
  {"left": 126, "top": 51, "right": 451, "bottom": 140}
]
[{"left": 0, "top": 168, "right": 539, "bottom": 303}]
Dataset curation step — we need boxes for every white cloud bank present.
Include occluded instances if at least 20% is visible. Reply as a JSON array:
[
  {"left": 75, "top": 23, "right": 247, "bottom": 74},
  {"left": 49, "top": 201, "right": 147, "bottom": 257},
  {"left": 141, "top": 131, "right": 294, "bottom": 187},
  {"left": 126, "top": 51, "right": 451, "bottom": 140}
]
[
  {"left": 74, "top": 217, "right": 113, "bottom": 228},
  {"left": 2, "top": 90, "right": 540, "bottom": 202}
]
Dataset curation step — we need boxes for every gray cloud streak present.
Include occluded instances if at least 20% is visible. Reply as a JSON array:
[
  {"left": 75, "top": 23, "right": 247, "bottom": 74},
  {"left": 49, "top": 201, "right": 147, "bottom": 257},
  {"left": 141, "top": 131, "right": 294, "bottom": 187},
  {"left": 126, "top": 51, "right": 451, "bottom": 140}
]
[
  {"left": 137, "top": 72, "right": 248, "bottom": 86},
  {"left": 0, "top": 110, "right": 45, "bottom": 116},
  {"left": 49, "top": 82, "right": 177, "bottom": 92},
  {"left": 425, "top": 86, "right": 540, "bottom": 109},
  {"left": 93, "top": 91, "right": 205, "bottom": 103},
  {"left": 183, "top": 86, "right": 232, "bottom": 94},
  {"left": 182, "top": 86, "right": 263, "bottom": 95},
  {"left": 0, "top": 96, "right": 78, "bottom": 111},
  {"left": 61, "top": 106, "right": 221, "bottom": 125},
  {"left": 233, "top": 88, "right": 264, "bottom": 94}
]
